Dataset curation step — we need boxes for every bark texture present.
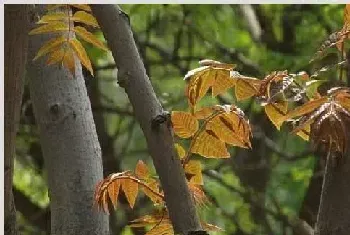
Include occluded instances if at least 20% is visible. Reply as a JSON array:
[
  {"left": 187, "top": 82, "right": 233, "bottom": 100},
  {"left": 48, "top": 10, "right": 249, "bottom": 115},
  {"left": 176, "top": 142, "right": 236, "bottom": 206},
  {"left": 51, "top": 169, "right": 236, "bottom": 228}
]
[
  {"left": 26, "top": 5, "right": 108, "bottom": 235},
  {"left": 314, "top": 126, "right": 350, "bottom": 234},
  {"left": 4, "top": 5, "right": 31, "bottom": 235},
  {"left": 91, "top": 5, "right": 202, "bottom": 234}
]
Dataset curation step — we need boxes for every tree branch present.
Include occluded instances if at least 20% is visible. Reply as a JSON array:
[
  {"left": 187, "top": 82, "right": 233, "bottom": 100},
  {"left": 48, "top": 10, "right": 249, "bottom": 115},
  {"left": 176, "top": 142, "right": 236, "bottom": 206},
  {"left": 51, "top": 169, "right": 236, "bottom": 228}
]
[{"left": 91, "top": 5, "right": 202, "bottom": 234}]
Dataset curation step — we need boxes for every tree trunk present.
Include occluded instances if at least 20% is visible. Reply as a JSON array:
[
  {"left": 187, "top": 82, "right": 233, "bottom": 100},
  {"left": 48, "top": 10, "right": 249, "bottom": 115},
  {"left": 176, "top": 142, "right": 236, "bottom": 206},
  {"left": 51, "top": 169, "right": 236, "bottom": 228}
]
[
  {"left": 314, "top": 130, "right": 350, "bottom": 234},
  {"left": 26, "top": 5, "right": 109, "bottom": 235},
  {"left": 91, "top": 5, "right": 202, "bottom": 234},
  {"left": 4, "top": 5, "right": 31, "bottom": 235}
]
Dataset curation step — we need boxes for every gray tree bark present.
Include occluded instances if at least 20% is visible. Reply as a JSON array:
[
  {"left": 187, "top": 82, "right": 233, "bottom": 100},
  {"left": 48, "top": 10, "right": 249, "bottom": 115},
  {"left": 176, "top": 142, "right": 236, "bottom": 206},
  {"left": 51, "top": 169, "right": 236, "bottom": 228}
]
[
  {"left": 91, "top": 5, "right": 202, "bottom": 234},
  {"left": 26, "top": 5, "right": 109, "bottom": 235},
  {"left": 5, "top": 5, "right": 31, "bottom": 235},
  {"left": 314, "top": 124, "right": 350, "bottom": 235}
]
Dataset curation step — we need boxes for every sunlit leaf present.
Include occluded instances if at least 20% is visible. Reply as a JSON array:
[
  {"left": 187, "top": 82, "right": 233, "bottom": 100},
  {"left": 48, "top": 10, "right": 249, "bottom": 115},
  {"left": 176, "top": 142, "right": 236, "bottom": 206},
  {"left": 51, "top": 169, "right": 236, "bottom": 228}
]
[
  {"left": 264, "top": 101, "right": 288, "bottom": 130},
  {"left": 185, "top": 67, "right": 215, "bottom": 107},
  {"left": 36, "top": 12, "right": 67, "bottom": 24},
  {"left": 188, "top": 183, "right": 208, "bottom": 206},
  {"left": 184, "top": 160, "right": 203, "bottom": 185},
  {"left": 233, "top": 75, "right": 261, "bottom": 101},
  {"left": 305, "top": 80, "right": 326, "bottom": 99},
  {"left": 72, "top": 11, "right": 99, "bottom": 28},
  {"left": 107, "top": 180, "right": 121, "bottom": 209},
  {"left": 29, "top": 21, "right": 69, "bottom": 35},
  {"left": 174, "top": 143, "right": 186, "bottom": 159},
  {"left": 135, "top": 160, "right": 149, "bottom": 180},
  {"left": 193, "top": 106, "right": 215, "bottom": 119},
  {"left": 62, "top": 47, "right": 76, "bottom": 76},
  {"left": 33, "top": 36, "right": 66, "bottom": 61},
  {"left": 141, "top": 179, "right": 163, "bottom": 204},
  {"left": 202, "top": 222, "right": 224, "bottom": 232},
  {"left": 285, "top": 97, "right": 328, "bottom": 120},
  {"left": 121, "top": 179, "right": 139, "bottom": 208},
  {"left": 69, "top": 38, "right": 93, "bottom": 76},
  {"left": 171, "top": 111, "right": 199, "bottom": 138},
  {"left": 46, "top": 47, "right": 66, "bottom": 65},
  {"left": 191, "top": 130, "right": 229, "bottom": 158},
  {"left": 73, "top": 26, "right": 109, "bottom": 51},
  {"left": 206, "top": 108, "right": 251, "bottom": 148}
]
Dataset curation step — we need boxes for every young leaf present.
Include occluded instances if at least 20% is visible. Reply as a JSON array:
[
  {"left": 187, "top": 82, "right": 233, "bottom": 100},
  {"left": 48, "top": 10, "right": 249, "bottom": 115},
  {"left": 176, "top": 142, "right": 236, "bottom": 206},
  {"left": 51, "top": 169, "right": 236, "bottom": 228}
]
[
  {"left": 141, "top": 178, "right": 163, "bottom": 204},
  {"left": 69, "top": 38, "right": 93, "bottom": 76},
  {"left": 191, "top": 130, "right": 230, "bottom": 158},
  {"left": 36, "top": 12, "right": 67, "bottom": 24},
  {"left": 107, "top": 180, "right": 121, "bottom": 209},
  {"left": 72, "top": 11, "right": 99, "bottom": 28},
  {"left": 135, "top": 160, "right": 149, "bottom": 180},
  {"left": 174, "top": 143, "right": 186, "bottom": 159},
  {"left": 264, "top": 101, "right": 288, "bottom": 130},
  {"left": 29, "top": 21, "right": 69, "bottom": 35},
  {"left": 211, "top": 70, "right": 236, "bottom": 97},
  {"left": 185, "top": 67, "right": 215, "bottom": 107},
  {"left": 188, "top": 183, "right": 208, "bottom": 206},
  {"left": 206, "top": 109, "right": 252, "bottom": 149},
  {"left": 284, "top": 96, "right": 328, "bottom": 120},
  {"left": 33, "top": 36, "right": 66, "bottom": 61},
  {"left": 184, "top": 160, "right": 203, "bottom": 185},
  {"left": 73, "top": 26, "right": 109, "bottom": 51},
  {"left": 121, "top": 179, "right": 139, "bottom": 208},
  {"left": 232, "top": 75, "right": 261, "bottom": 101},
  {"left": 62, "top": 47, "right": 76, "bottom": 76},
  {"left": 171, "top": 111, "right": 199, "bottom": 138},
  {"left": 193, "top": 106, "right": 215, "bottom": 119},
  {"left": 46, "top": 47, "right": 66, "bottom": 65}
]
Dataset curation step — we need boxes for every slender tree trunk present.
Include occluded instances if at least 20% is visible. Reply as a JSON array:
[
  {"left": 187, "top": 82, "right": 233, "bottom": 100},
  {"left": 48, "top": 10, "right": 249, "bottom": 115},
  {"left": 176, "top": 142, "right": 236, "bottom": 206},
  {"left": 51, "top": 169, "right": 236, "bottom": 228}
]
[
  {"left": 4, "top": 5, "right": 31, "bottom": 235},
  {"left": 26, "top": 5, "right": 108, "bottom": 235},
  {"left": 314, "top": 126, "right": 350, "bottom": 234},
  {"left": 91, "top": 5, "right": 203, "bottom": 234}
]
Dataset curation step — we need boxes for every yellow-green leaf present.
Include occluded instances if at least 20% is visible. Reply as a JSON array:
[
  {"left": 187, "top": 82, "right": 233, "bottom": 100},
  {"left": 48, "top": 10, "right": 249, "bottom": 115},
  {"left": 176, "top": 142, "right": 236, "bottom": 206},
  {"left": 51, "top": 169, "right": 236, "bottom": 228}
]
[
  {"left": 191, "top": 130, "right": 230, "bottom": 158},
  {"left": 62, "top": 48, "right": 76, "bottom": 76},
  {"left": 69, "top": 38, "right": 93, "bottom": 76},
  {"left": 29, "top": 21, "right": 69, "bottom": 35},
  {"left": 46, "top": 48, "right": 65, "bottom": 65},
  {"left": 72, "top": 11, "right": 99, "bottom": 27},
  {"left": 73, "top": 26, "right": 108, "bottom": 51},
  {"left": 184, "top": 160, "right": 203, "bottom": 185},
  {"left": 194, "top": 106, "right": 215, "bottom": 119},
  {"left": 33, "top": 36, "right": 66, "bottom": 61},
  {"left": 285, "top": 97, "right": 328, "bottom": 120},
  {"left": 264, "top": 101, "right": 288, "bottom": 130},
  {"left": 171, "top": 111, "right": 199, "bottom": 138},
  {"left": 36, "top": 12, "right": 67, "bottom": 24},
  {"left": 175, "top": 143, "right": 186, "bottom": 159}
]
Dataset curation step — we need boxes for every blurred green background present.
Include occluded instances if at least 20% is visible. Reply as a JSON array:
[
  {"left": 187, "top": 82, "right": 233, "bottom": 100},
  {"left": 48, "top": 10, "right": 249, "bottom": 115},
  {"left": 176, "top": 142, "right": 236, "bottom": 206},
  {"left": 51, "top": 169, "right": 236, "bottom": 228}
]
[{"left": 15, "top": 4, "right": 345, "bottom": 235}]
